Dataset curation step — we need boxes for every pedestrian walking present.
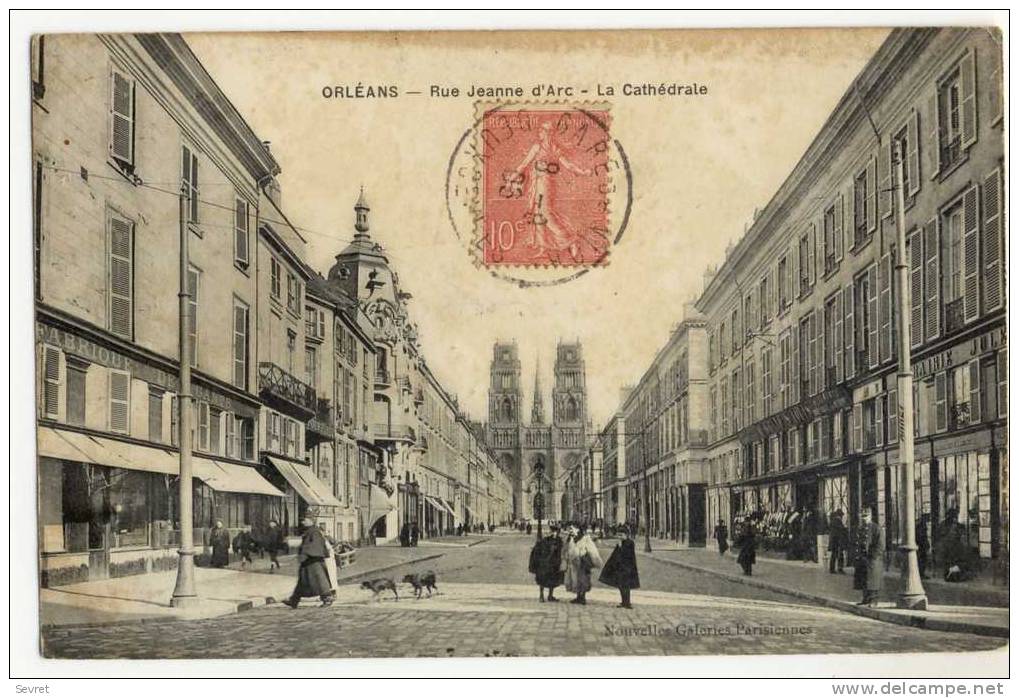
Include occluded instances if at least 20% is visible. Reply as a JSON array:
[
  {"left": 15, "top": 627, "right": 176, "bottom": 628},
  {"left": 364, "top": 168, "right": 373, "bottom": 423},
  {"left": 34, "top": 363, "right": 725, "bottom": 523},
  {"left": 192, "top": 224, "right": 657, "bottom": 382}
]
[
  {"left": 265, "top": 520, "right": 284, "bottom": 571},
  {"left": 282, "top": 515, "right": 336, "bottom": 609},
  {"left": 854, "top": 508, "right": 884, "bottom": 606},
  {"left": 713, "top": 519, "right": 729, "bottom": 556},
  {"left": 569, "top": 525, "right": 603, "bottom": 605},
  {"left": 209, "top": 520, "right": 230, "bottom": 568},
  {"left": 916, "top": 513, "right": 931, "bottom": 580},
  {"left": 736, "top": 521, "right": 757, "bottom": 576},
  {"left": 529, "top": 528, "right": 564, "bottom": 602},
  {"left": 828, "top": 510, "right": 848, "bottom": 574},
  {"left": 232, "top": 528, "right": 256, "bottom": 567},
  {"left": 410, "top": 521, "right": 420, "bottom": 547},
  {"left": 399, "top": 521, "right": 411, "bottom": 548},
  {"left": 599, "top": 528, "right": 639, "bottom": 609},
  {"left": 526, "top": 522, "right": 532, "bottom": 535}
]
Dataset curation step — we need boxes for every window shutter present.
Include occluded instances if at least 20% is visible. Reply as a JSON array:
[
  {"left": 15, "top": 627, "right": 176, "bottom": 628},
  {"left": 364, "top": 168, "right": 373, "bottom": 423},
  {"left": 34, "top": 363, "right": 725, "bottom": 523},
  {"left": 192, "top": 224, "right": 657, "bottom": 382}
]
[
  {"left": 867, "top": 155, "right": 878, "bottom": 234},
  {"left": 834, "top": 192, "right": 845, "bottom": 261},
  {"left": 934, "top": 372, "right": 947, "bottom": 432},
  {"left": 888, "top": 387, "right": 898, "bottom": 445},
  {"left": 790, "top": 241, "right": 800, "bottom": 299},
  {"left": 960, "top": 49, "right": 977, "bottom": 149},
  {"left": 968, "top": 359, "right": 982, "bottom": 424},
  {"left": 844, "top": 282, "right": 856, "bottom": 379},
  {"left": 879, "top": 136, "right": 892, "bottom": 219},
  {"left": 109, "top": 370, "right": 130, "bottom": 434},
  {"left": 961, "top": 184, "right": 980, "bottom": 323},
  {"left": 833, "top": 411, "right": 843, "bottom": 457},
  {"left": 982, "top": 168, "right": 1003, "bottom": 312},
  {"left": 41, "top": 345, "right": 63, "bottom": 420},
  {"left": 790, "top": 324, "right": 799, "bottom": 404},
  {"left": 233, "top": 304, "right": 247, "bottom": 389},
  {"left": 878, "top": 252, "right": 892, "bottom": 364},
  {"left": 924, "top": 218, "right": 941, "bottom": 340},
  {"left": 867, "top": 264, "right": 879, "bottom": 369},
  {"left": 808, "top": 224, "right": 817, "bottom": 287},
  {"left": 109, "top": 69, "right": 134, "bottom": 165},
  {"left": 834, "top": 289, "right": 844, "bottom": 383},
  {"left": 997, "top": 350, "right": 1007, "bottom": 418},
  {"left": 108, "top": 213, "right": 133, "bottom": 338},
  {"left": 851, "top": 403, "right": 862, "bottom": 453},
  {"left": 874, "top": 396, "right": 884, "bottom": 448},
  {"left": 811, "top": 311, "right": 820, "bottom": 395},
  {"left": 927, "top": 91, "right": 941, "bottom": 178},
  {"left": 234, "top": 199, "right": 249, "bottom": 265},
  {"left": 907, "top": 229, "right": 924, "bottom": 348},
  {"left": 907, "top": 109, "right": 921, "bottom": 197}
]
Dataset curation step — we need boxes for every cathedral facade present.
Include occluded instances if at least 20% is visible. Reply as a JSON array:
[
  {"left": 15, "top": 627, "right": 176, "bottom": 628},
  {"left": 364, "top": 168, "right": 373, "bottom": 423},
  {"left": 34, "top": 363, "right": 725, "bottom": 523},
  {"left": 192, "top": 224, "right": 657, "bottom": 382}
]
[{"left": 486, "top": 341, "right": 591, "bottom": 521}]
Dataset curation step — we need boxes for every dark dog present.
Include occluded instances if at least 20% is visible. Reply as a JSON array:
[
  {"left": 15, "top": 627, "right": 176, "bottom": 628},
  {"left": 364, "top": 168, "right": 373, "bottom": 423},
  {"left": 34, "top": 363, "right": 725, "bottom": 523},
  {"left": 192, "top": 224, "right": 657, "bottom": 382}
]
[
  {"left": 402, "top": 571, "right": 438, "bottom": 598},
  {"left": 361, "top": 578, "right": 399, "bottom": 601}
]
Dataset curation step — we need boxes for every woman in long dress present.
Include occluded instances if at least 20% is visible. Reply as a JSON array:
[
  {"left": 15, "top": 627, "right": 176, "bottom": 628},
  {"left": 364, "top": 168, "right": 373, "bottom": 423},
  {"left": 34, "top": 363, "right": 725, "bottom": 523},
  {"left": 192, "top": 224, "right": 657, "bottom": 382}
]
[
  {"left": 209, "top": 520, "right": 230, "bottom": 568},
  {"left": 570, "top": 525, "right": 603, "bottom": 605},
  {"left": 562, "top": 527, "right": 578, "bottom": 594},
  {"left": 282, "top": 516, "right": 336, "bottom": 608}
]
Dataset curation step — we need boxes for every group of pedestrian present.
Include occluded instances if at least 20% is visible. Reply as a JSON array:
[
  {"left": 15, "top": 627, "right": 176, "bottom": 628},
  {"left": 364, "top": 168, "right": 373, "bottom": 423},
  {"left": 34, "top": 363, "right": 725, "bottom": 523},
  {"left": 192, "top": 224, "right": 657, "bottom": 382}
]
[
  {"left": 399, "top": 521, "right": 420, "bottom": 547},
  {"left": 207, "top": 519, "right": 286, "bottom": 571},
  {"left": 528, "top": 524, "right": 639, "bottom": 609}
]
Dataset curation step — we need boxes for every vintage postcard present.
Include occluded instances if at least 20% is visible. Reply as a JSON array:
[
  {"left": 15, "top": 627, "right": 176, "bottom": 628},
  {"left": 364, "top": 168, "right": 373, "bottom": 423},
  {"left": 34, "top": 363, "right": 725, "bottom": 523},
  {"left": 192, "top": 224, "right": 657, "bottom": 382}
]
[{"left": 26, "top": 21, "right": 1008, "bottom": 670}]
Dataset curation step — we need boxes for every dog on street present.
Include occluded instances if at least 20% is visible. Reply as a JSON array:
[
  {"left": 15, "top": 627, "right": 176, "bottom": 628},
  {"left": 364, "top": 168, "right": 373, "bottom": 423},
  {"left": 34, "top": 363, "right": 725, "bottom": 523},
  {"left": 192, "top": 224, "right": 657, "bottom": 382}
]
[
  {"left": 360, "top": 578, "right": 399, "bottom": 602},
  {"left": 402, "top": 571, "right": 438, "bottom": 598}
]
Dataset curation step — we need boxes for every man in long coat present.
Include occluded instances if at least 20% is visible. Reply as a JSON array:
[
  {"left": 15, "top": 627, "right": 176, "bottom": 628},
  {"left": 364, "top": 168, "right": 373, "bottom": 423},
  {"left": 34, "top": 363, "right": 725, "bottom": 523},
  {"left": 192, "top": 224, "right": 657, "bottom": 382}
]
[
  {"left": 713, "top": 519, "right": 729, "bottom": 556},
  {"left": 828, "top": 510, "right": 848, "bottom": 574},
  {"left": 282, "top": 516, "right": 335, "bottom": 608},
  {"left": 854, "top": 508, "right": 884, "bottom": 606},
  {"left": 599, "top": 529, "right": 640, "bottom": 609}
]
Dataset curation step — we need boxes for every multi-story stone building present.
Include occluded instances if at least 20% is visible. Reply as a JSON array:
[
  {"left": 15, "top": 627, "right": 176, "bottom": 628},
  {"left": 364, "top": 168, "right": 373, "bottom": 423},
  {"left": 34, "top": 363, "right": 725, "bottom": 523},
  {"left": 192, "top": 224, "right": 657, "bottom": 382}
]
[
  {"left": 33, "top": 33, "right": 287, "bottom": 585},
  {"left": 486, "top": 342, "right": 592, "bottom": 521},
  {"left": 614, "top": 311, "right": 710, "bottom": 544},
  {"left": 599, "top": 400, "right": 629, "bottom": 527},
  {"left": 696, "top": 28, "right": 1005, "bottom": 570}
]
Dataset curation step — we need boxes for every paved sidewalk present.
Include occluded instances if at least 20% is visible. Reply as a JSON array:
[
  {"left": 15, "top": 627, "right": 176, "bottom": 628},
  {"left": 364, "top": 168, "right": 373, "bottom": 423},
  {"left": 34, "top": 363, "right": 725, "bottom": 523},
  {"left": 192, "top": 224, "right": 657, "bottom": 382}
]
[
  {"left": 41, "top": 546, "right": 445, "bottom": 629},
  {"left": 645, "top": 546, "right": 1009, "bottom": 638}
]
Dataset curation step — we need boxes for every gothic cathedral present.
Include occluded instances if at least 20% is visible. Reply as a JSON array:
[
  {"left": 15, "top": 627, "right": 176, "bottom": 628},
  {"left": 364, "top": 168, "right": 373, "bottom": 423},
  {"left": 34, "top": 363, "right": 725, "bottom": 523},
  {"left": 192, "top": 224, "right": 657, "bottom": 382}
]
[{"left": 485, "top": 341, "right": 590, "bottom": 521}]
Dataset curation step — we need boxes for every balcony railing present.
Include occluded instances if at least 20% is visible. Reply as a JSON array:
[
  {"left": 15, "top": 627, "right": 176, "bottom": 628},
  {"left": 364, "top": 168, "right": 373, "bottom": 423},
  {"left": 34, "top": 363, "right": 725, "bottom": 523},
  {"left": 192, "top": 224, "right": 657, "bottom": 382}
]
[
  {"left": 258, "top": 362, "right": 316, "bottom": 415},
  {"left": 373, "top": 422, "right": 416, "bottom": 443},
  {"left": 375, "top": 369, "right": 391, "bottom": 387},
  {"left": 306, "top": 398, "right": 335, "bottom": 441}
]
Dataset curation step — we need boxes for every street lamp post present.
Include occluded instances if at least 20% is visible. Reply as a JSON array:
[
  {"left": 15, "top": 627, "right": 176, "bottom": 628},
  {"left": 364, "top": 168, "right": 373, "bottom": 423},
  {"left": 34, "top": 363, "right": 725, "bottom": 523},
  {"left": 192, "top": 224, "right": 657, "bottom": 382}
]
[
  {"left": 892, "top": 139, "right": 928, "bottom": 610},
  {"left": 171, "top": 184, "right": 197, "bottom": 608}
]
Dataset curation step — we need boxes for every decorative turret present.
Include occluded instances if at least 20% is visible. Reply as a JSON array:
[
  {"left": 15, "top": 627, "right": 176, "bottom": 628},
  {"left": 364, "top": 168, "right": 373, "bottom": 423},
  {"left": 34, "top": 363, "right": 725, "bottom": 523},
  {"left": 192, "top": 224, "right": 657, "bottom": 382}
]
[
  {"left": 531, "top": 356, "right": 545, "bottom": 424},
  {"left": 354, "top": 186, "right": 370, "bottom": 238}
]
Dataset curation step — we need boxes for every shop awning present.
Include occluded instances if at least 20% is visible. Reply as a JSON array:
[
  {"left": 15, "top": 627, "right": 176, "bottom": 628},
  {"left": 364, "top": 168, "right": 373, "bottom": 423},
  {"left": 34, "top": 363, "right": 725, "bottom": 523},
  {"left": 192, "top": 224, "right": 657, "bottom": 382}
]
[
  {"left": 464, "top": 504, "right": 477, "bottom": 519},
  {"left": 266, "top": 456, "right": 342, "bottom": 508},
  {"left": 38, "top": 427, "right": 179, "bottom": 474},
  {"left": 197, "top": 459, "right": 284, "bottom": 497},
  {"left": 423, "top": 495, "right": 447, "bottom": 515},
  {"left": 438, "top": 498, "right": 460, "bottom": 522},
  {"left": 367, "top": 483, "right": 396, "bottom": 528}
]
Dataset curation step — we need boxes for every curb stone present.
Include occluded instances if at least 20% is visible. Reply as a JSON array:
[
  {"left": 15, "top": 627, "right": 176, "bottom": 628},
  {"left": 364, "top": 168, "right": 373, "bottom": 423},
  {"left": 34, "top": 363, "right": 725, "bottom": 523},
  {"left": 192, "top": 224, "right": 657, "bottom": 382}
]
[
  {"left": 643, "top": 552, "right": 1008, "bottom": 639},
  {"left": 41, "top": 552, "right": 447, "bottom": 632}
]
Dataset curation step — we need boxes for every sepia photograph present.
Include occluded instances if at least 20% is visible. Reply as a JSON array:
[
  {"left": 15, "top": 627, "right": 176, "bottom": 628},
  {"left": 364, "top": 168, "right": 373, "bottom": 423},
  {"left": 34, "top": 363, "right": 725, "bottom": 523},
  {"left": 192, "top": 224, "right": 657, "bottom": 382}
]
[{"left": 12, "top": 10, "right": 1009, "bottom": 681}]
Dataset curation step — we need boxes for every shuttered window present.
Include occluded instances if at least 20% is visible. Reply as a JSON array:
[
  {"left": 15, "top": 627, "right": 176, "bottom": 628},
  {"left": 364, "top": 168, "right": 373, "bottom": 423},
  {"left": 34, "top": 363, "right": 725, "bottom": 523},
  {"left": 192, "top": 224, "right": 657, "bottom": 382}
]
[
  {"left": 233, "top": 300, "right": 249, "bottom": 390},
  {"left": 982, "top": 168, "right": 1004, "bottom": 312},
  {"left": 934, "top": 372, "right": 948, "bottom": 433},
  {"left": 270, "top": 257, "right": 282, "bottom": 299},
  {"left": 907, "top": 109, "right": 921, "bottom": 198},
  {"left": 181, "top": 145, "right": 199, "bottom": 224},
  {"left": 961, "top": 185, "right": 980, "bottom": 323},
  {"left": 888, "top": 387, "right": 898, "bottom": 446},
  {"left": 224, "top": 413, "right": 236, "bottom": 458},
  {"left": 234, "top": 198, "right": 249, "bottom": 267},
  {"left": 40, "top": 345, "right": 62, "bottom": 420},
  {"left": 844, "top": 282, "right": 855, "bottom": 379},
  {"left": 968, "top": 359, "right": 982, "bottom": 424},
  {"left": 108, "top": 211, "right": 134, "bottom": 338},
  {"left": 197, "top": 401, "right": 210, "bottom": 451},
  {"left": 109, "top": 67, "right": 135, "bottom": 169},
  {"left": 833, "top": 289, "right": 844, "bottom": 383},
  {"left": 109, "top": 369, "right": 130, "bottom": 434},
  {"left": 878, "top": 252, "right": 892, "bottom": 364},
  {"left": 187, "top": 266, "right": 199, "bottom": 367},
  {"left": 866, "top": 265, "right": 879, "bottom": 369},
  {"left": 924, "top": 218, "right": 941, "bottom": 340},
  {"left": 997, "top": 350, "right": 1007, "bottom": 418},
  {"left": 908, "top": 229, "right": 924, "bottom": 348}
]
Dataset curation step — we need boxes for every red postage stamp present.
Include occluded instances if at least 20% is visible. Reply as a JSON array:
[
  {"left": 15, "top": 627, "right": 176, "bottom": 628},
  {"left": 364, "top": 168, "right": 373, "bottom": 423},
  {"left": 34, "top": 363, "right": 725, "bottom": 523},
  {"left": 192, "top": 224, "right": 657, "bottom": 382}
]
[{"left": 479, "top": 105, "right": 613, "bottom": 267}]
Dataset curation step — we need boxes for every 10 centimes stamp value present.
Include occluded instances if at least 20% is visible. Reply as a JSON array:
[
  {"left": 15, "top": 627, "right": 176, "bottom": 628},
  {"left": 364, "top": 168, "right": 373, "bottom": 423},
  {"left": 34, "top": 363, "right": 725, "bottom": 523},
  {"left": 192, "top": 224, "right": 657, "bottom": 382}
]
[{"left": 446, "top": 101, "right": 632, "bottom": 287}]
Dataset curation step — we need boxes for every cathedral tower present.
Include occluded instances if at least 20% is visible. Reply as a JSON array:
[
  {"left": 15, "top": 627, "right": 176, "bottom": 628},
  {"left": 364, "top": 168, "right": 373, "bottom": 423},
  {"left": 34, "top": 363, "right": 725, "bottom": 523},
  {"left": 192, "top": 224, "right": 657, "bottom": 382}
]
[{"left": 553, "top": 341, "right": 587, "bottom": 427}]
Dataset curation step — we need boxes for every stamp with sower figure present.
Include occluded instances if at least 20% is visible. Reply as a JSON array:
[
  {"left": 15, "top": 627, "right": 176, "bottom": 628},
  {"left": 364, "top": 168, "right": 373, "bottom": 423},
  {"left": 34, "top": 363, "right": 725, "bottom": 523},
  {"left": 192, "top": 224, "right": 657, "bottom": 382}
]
[{"left": 446, "top": 101, "right": 631, "bottom": 286}]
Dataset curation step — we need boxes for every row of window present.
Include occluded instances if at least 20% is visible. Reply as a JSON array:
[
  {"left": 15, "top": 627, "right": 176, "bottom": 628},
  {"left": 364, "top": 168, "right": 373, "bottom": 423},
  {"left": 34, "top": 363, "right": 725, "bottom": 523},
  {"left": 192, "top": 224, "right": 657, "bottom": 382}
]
[
  {"left": 39, "top": 345, "right": 256, "bottom": 459},
  {"left": 264, "top": 410, "right": 303, "bottom": 459},
  {"left": 707, "top": 49, "right": 996, "bottom": 378},
  {"left": 706, "top": 169, "right": 1003, "bottom": 442}
]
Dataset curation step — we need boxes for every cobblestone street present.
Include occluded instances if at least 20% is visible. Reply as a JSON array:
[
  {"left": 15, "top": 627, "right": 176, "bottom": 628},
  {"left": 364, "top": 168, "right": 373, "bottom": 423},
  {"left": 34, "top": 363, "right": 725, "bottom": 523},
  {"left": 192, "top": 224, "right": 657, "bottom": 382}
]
[{"left": 42, "top": 534, "right": 1005, "bottom": 658}]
